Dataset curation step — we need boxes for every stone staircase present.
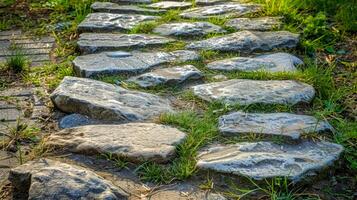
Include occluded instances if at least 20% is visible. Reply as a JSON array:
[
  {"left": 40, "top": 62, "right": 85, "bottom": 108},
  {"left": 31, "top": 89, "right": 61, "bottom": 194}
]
[{"left": 8, "top": 1, "right": 343, "bottom": 199}]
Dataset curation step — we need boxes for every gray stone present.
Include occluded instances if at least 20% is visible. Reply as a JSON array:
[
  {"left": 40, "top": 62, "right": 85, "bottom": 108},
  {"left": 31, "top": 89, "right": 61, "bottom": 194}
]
[
  {"left": 50, "top": 76, "right": 173, "bottom": 121},
  {"left": 153, "top": 22, "right": 226, "bottom": 37},
  {"left": 207, "top": 52, "right": 303, "bottom": 72},
  {"left": 186, "top": 31, "right": 299, "bottom": 52},
  {"left": 195, "top": 0, "right": 228, "bottom": 5},
  {"left": 197, "top": 141, "right": 343, "bottom": 181},
  {"left": 91, "top": 2, "right": 165, "bottom": 14},
  {"left": 219, "top": 112, "right": 333, "bottom": 139},
  {"left": 78, "top": 33, "right": 175, "bottom": 53},
  {"left": 192, "top": 79, "right": 315, "bottom": 105},
  {"left": 78, "top": 13, "right": 159, "bottom": 32},
  {"left": 129, "top": 65, "right": 203, "bottom": 88},
  {"left": 47, "top": 123, "right": 186, "bottom": 163},
  {"left": 9, "top": 159, "right": 128, "bottom": 199},
  {"left": 73, "top": 50, "right": 200, "bottom": 77},
  {"left": 146, "top": 1, "right": 192, "bottom": 9},
  {"left": 225, "top": 17, "right": 282, "bottom": 31},
  {"left": 59, "top": 114, "right": 105, "bottom": 129},
  {"left": 180, "top": 3, "right": 260, "bottom": 19}
]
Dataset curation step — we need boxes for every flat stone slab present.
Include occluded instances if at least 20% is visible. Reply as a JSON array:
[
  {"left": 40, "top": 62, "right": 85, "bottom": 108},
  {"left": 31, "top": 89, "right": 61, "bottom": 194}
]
[
  {"left": 180, "top": 3, "right": 260, "bottom": 19},
  {"left": 91, "top": 2, "right": 165, "bottom": 14},
  {"left": 192, "top": 79, "right": 315, "bottom": 105},
  {"left": 129, "top": 65, "right": 203, "bottom": 88},
  {"left": 146, "top": 1, "right": 192, "bottom": 9},
  {"left": 219, "top": 112, "right": 333, "bottom": 139},
  {"left": 9, "top": 159, "right": 128, "bottom": 199},
  {"left": 78, "top": 33, "right": 175, "bottom": 53},
  {"left": 197, "top": 141, "right": 343, "bottom": 181},
  {"left": 59, "top": 114, "right": 105, "bottom": 129},
  {"left": 73, "top": 50, "right": 200, "bottom": 77},
  {"left": 50, "top": 76, "right": 173, "bottom": 121},
  {"left": 186, "top": 31, "right": 299, "bottom": 52},
  {"left": 207, "top": 52, "right": 303, "bottom": 72},
  {"left": 225, "top": 17, "right": 282, "bottom": 31},
  {"left": 153, "top": 22, "right": 226, "bottom": 37},
  {"left": 78, "top": 13, "right": 159, "bottom": 32},
  {"left": 47, "top": 123, "right": 186, "bottom": 163}
]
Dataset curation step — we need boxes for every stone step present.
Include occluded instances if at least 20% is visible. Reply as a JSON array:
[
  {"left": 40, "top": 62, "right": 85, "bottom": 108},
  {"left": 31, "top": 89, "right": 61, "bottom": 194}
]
[
  {"left": 153, "top": 22, "right": 226, "bottom": 37},
  {"left": 197, "top": 141, "right": 343, "bottom": 182},
  {"left": 128, "top": 65, "right": 203, "bottom": 88},
  {"left": 77, "top": 33, "right": 175, "bottom": 54},
  {"left": 207, "top": 52, "right": 303, "bottom": 72},
  {"left": 225, "top": 17, "right": 283, "bottom": 31},
  {"left": 186, "top": 31, "right": 299, "bottom": 52},
  {"left": 192, "top": 79, "right": 315, "bottom": 105},
  {"left": 180, "top": 3, "right": 261, "bottom": 19},
  {"left": 219, "top": 111, "right": 333, "bottom": 139},
  {"left": 73, "top": 50, "right": 200, "bottom": 77},
  {"left": 47, "top": 123, "right": 186, "bottom": 163},
  {"left": 91, "top": 2, "right": 165, "bottom": 14},
  {"left": 77, "top": 13, "right": 159, "bottom": 32},
  {"left": 146, "top": 1, "right": 192, "bottom": 9},
  {"left": 9, "top": 159, "right": 128, "bottom": 199},
  {"left": 50, "top": 76, "right": 173, "bottom": 121}
]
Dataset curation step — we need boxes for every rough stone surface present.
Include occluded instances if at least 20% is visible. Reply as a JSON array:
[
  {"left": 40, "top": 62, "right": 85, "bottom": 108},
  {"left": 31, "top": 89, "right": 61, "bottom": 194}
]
[
  {"left": 91, "top": 2, "right": 165, "bottom": 14},
  {"left": 147, "top": 1, "right": 192, "bottom": 9},
  {"left": 50, "top": 76, "right": 173, "bottom": 121},
  {"left": 192, "top": 79, "right": 315, "bottom": 105},
  {"left": 9, "top": 159, "right": 128, "bottom": 199},
  {"left": 77, "top": 33, "right": 175, "bottom": 53},
  {"left": 153, "top": 22, "right": 226, "bottom": 37},
  {"left": 59, "top": 114, "right": 105, "bottom": 129},
  {"left": 197, "top": 141, "right": 343, "bottom": 181},
  {"left": 219, "top": 112, "right": 333, "bottom": 139},
  {"left": 47, "top": 123, "right": 186, "bottom": 163},
  {"left": 225, "top": 17, "right": 282, "bottom": 31},
  {"left": 180, "top": 3, "right": 260, "bottom": 19},
  {"left": 78, "top": 13, "right": 159, "bottom": 32},
  {"left": 129, "top": 65, "right": 203, "bottom": 88},
  {"left": 207, "top": 52, "right": 303, "bottom": 72},
  {"left": 73, "top": 50, "right": 200, "bottom": 77},
  {"left": 186, "top": 31, "right": 299, "bottom": 52}
]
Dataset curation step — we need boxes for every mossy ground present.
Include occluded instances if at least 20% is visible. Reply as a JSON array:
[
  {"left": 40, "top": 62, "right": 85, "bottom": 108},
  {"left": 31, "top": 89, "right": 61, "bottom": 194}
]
[{"left": 0, "top": 0, "right": 356, "bottom": 199}]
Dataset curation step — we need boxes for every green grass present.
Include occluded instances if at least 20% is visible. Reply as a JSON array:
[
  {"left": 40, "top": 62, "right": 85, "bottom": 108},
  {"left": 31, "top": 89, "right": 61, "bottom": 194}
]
[
  {"left": 5, "top": 48, "right": 28, "bottom": 73},
  {"left": 129, "top": 21, "right": 158, "bottom": 34}
]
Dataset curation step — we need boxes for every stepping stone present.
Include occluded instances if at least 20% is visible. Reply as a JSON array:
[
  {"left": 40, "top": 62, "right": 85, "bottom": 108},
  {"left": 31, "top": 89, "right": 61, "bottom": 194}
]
[
  {"left": 195, "top": 0, "right": 228, "bottom": 5},
  {"left": 197, "top": 141, "right": 343, "bottom": 181},
  {"left": 78, "top": 13, "right": 159, "bottom": 32},
  {"left": 180, "top": 3, "right": 260, "bottom": 19},
  {"left": 219, "top": 112, "right": 333, "bottom": 139},
  {"left": 207, "top": 52, "right": 303, "bottom": 72},
  {"left": 192, "top": 79, "right": 315, "bottom": 105},
  {"left": 128, "top": 65, "right": 203, "bottom": 88},
  {"left": 47, "top": 123, "right": 186, "bottom": 163},
  {"left": 50, "top": 76, "right": 173, "bottom": 121},
  {"left": 153, "top": 22, "right": 226, "bottom": 37},
  {"left": 146, "top": 1, "right": 192, "bottom": 9},
  {"left": 73, "top": 50, "right": 199, "bottom": 77},
  {"left": 91, "top": 2, "right": 165, "bottom": 14},
  {"left": 78, "top": 33, "right": 175, "bottom": 53},
  {"left": 9, "top": 159, "right": 128, "bottom": 199},
  {"left": 225, "top": 17, "right": 282, "bottom": 31},
  {"left": 186, "top": 31, "right": 299, "bottom": 52}
]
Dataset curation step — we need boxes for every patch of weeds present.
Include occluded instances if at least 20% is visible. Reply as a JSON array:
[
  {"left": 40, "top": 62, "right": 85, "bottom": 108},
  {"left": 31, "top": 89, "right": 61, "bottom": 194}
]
[
  {"left": 101, "top": 152, "right": 129, "bottom": 170},
  {"left": 199, "top": 174, "right": 214, "bottom": 190},
  {"left": 28, "top": 139, "right": 51, "bottom": 160},
  {"left": 159, "top": 9, "right": 182, "bottom": 23},
  {"left": 0, "top": 118, "right": 40, "bottom": 150},
  {"left": 6, "top": 48, "right": 28, "bottom": 73},
  {"left": 225, "top": 176, "right": 320, "bottom": 200},
  {"left": 136, "top": 162, "right": 171, "bottom": 183},
  {"left": 207, "top": 17, "right": 228, "bottom": 27},
  {"left": 129, "top": 21, "right": 158, "bottom": 34},
  {"left": 162, "top": 41, "right": 186, "bottom": 51}
]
